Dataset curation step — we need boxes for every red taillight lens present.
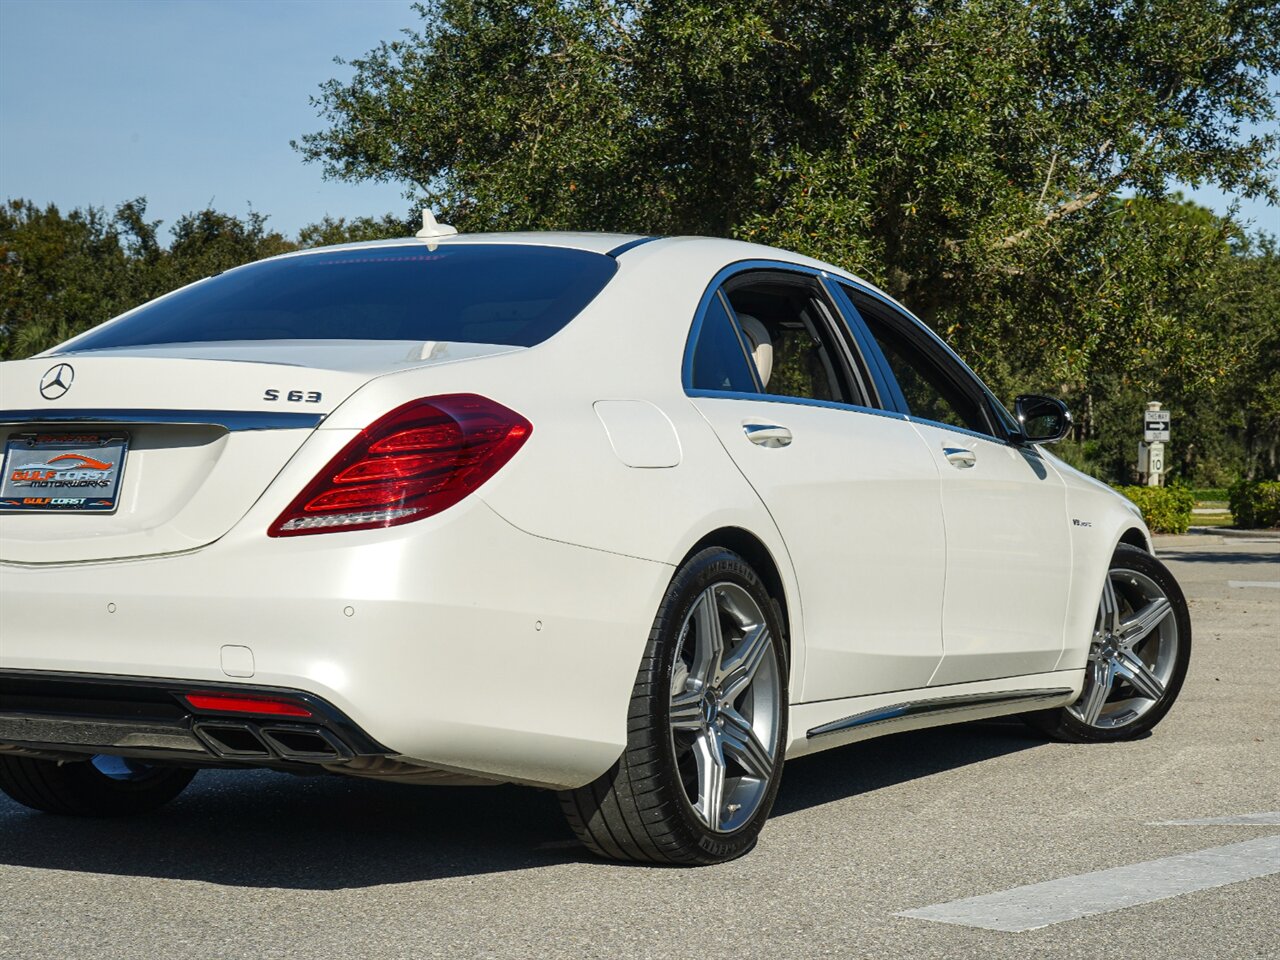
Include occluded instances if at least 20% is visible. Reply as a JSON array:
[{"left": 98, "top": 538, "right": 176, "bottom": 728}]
[
  {"left": 183, "top": 692, "right": 313, "bottom": 718},
  {"left": 268, "top": 394, "right": 532, "bottom": 537}
]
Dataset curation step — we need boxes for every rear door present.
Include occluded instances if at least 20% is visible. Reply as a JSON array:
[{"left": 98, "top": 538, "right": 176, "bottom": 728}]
[
  {"left": 686, "top": 267, "right": 946, "bottom": 701},
  {"left": 837, "top": 285, "right": 1072, "bottom": 685}
]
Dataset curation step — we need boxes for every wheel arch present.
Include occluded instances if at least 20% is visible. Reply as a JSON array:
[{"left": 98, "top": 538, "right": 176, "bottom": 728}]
[
  {"left": 1118, "top": 526, "right": 1153, "bottom": 553},
  {"left": 680, "top": 527, "right": 793, "bottom": 663}
]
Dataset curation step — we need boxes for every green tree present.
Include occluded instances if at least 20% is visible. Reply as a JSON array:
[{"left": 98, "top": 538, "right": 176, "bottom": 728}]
[
  {"left": 164, "top": 208, "right": 294, "bottom": 289},
  {"left": 1, "top": 200, "right": 304, "bottom": 359},
  {"left": 297, "top": 213, "right": 413, "bottom": 248},
  {"left": 297, "top": 0, "right": 1280, "bottom": 481},
  {"left": 0, "top": 199, "right": 135, "bottom": 360}
]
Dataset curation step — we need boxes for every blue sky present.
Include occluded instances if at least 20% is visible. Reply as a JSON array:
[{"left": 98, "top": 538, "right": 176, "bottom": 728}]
[
  {"left": 1, "top": 0, "right": 1276, "bottom": 240},
  {"left": 0, "top": 0, "right": 418, "bottom": 238}
]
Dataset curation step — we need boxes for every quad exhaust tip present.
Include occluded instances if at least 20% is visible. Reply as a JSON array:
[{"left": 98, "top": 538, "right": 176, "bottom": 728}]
[{"left": 193, "top": 720, "right": 352, "bottom": 764}]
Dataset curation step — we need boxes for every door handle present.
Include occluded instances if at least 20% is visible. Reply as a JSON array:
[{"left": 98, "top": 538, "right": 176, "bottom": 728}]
[
  {"left": 743, "top": 423, "right": 793, "bottom": 448},
  {"left": 943, "top": 446, "right": 976, "bottom": 468}
]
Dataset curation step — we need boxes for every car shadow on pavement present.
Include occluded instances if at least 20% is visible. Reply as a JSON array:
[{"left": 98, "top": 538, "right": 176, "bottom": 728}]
[
  {"left": 0, "top": 721, "right": 1045, "bottom": 888},
  {"left": 772, "top": 719, "right": 1044, "bottom": 817},
  {"left": 1158, "top": 549, "right": 1279, "bottom": 565}
]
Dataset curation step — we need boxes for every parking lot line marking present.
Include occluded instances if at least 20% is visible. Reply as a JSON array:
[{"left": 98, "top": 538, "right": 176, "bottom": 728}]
[
  {"left": 895, "top": 835, "right": 1280, "bottom": 932},
  {"left": 1227, "top": 580, "right": 1280, "bottom": 589},
  {"left": 1151, "top": 812, "right": 1280, "bottom": 826}
]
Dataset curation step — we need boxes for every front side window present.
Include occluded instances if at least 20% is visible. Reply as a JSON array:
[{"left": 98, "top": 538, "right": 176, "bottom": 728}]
[
  {"left": 59, "top": 244, "right": 619, "bottom": 353},
  {"left": 843, "top": 286, "right": 994, "bottom": 436}
]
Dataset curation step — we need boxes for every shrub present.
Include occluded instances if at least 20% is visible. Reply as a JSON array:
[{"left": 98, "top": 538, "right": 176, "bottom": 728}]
[
  {"left": 1113, "top": 485, "right": 1196, "bottom": 534},
  {"left": 1228, "top": 480, "right": 1280, "bottom": 529}
]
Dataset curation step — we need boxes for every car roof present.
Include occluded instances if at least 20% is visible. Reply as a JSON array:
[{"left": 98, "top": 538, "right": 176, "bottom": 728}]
[{"left": 273, "top": 232, "right": 650, "bottom": 258}]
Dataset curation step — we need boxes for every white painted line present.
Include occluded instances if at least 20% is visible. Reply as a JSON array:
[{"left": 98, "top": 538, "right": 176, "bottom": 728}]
[
  {"left": 1227, "top": 580, "right": 1280, "bottom": 589},
  {"left": 1152, "top": 812, "right": 1280, "bottom": 826},
  {"left": 896, "top": 835, "right": 1280, "bottom": 932}
]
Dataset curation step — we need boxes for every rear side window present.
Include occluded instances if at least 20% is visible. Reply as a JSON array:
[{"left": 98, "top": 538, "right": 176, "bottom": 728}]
[
  {"left": 59, "top": 245, "right": 618, "bottom": 352},
  {"left": 690, "top": 294, "right": 759, "bottom": 392},
  {"left": 723, "top": 273, "right": 860, "bottom": 405}
]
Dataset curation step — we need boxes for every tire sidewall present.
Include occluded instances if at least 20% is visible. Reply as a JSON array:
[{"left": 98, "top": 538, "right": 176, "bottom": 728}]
[{"left": 651, "top": 548, "right": 789, "bottom": 861}]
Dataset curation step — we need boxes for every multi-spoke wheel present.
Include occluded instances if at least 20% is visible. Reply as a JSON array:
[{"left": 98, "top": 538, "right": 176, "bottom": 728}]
[
  {"left": 559, "top": 547, "right": 788, "bottom": 864},
  {"left": 0, "top": 753, "right": 196, "bottom": 816},
  {"left": 668, "top": 581, "right": 783, "bottom": 834},
  {"left": 1026, "top": 543, "right": 1191, "bottom": 742}
]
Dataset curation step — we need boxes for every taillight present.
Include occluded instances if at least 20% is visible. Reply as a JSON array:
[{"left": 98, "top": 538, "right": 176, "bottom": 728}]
[{"left": 269, "top": 394, "right": 532, "bottom": 536}]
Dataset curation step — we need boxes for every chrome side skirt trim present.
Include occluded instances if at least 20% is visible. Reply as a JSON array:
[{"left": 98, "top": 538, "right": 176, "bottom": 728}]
[
  {"left": 806, "top": 687, "right": 1074, "bottom": 739},
  {"left": 0, "top": 409, "right": 324, "bottom": 432}
]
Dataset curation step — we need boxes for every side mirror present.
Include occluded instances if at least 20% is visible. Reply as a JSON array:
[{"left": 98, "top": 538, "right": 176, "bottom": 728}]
[{"left": 1014, "top": 394, "right": 1072, "bottom": 444}]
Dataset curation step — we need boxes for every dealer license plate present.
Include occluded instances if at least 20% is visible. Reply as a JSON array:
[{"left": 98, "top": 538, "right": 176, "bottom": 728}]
[{"left": 0, "top": 432, "right": 129, "bottom": 512}]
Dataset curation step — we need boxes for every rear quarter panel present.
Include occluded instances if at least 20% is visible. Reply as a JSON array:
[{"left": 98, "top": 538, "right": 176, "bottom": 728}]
[{"left": 318, "top": 239, "right": 812, "bottom": 700}]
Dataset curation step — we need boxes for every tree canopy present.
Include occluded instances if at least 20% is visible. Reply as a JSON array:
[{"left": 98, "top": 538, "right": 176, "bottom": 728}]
[
  {"left": 3, "top": 1, "right": 1278, "bottom": 482},
  {"left": 0, "top": 198, "right": 407, "bottom": 361},
  {"left": 291, "top": 0, "right": 1280, "bottom": 478}
]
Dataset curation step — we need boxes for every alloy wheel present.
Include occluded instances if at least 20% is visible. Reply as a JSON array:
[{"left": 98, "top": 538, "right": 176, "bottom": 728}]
[
  {"left": 1070, "top": 567, "right": 1180, "bottom": 729},
  {"left": 668, "top": 582, "right": 782, "bottom": 833}
]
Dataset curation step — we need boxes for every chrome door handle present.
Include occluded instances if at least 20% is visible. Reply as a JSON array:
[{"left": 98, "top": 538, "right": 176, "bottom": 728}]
[
  {"left": 743, "top": 423, "right": 793, "bottom": 448},
  {"left": 943, "top": 446, "right": 976, "bottom": 468}
]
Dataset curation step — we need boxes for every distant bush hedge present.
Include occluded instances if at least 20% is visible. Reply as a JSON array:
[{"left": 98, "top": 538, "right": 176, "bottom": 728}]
[
  {"left": 1113, "top": 486, "right": 1196, "bottom": 534},
  {"left": 1228, "top": 480, "right": 1280, "bottom": 529}
]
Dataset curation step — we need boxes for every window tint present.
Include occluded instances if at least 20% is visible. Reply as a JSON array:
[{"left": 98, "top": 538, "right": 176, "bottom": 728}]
[
  {"left": 724, "top": 278, "right": 851, "bottom": 404},
  {"left": 691, "top": 294, "right": 758, "bottom": 392},
  {"left": 59, "top": 245, "right": 618, "bottom": 352},
  {"left": 846, "top": 288, "right": 993, "bottom": 436}
]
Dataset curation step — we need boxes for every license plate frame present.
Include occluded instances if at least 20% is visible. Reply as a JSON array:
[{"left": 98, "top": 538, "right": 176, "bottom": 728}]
[{"left": 0, "top": 432, "right": 130, "bottom": 513}]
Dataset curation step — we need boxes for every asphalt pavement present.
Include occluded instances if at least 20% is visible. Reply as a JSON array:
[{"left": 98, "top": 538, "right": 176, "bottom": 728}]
[{"left": 1, "top": 534, "right": 1277, "bottom": 960}]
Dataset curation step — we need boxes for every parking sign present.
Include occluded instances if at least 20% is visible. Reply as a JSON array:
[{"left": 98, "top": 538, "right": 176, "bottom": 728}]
[{"left": 1144, "top": 410, "right": 1171, "bottom": 443}]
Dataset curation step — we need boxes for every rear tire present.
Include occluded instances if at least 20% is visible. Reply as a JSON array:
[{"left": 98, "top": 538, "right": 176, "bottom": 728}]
[
  {"left": 1025, "top": 544, "right": 1191, "bottom": 743},
  {"left": 558, "top": 547, "right": 788, "bottom": 864},
  {"left": 0, "top": 754, "right": 196, "bottom": 816}
]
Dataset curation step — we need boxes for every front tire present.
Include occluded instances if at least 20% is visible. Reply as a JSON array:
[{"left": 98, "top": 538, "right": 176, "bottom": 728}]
[
  {"left": 1026, "top": 543, "right": 1191, "bottom": 743},
  {"left": 559, "top": 547, "right": 788, "bottom": 864},
  {"left": 0, "top": 754, "right": 196, "bottom": 817}
]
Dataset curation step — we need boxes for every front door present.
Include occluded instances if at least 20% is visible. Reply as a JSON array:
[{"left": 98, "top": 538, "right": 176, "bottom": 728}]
[{"left": 842, "top": 286, "right": 1072, "bottom": 685}]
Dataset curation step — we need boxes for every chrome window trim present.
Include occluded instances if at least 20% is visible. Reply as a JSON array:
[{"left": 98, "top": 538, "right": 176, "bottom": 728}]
[
  {"left": 685, "top": 389, "right": 909, "bottom": 421},
  {"left": 903, "top": 416, "right": 1008, "bottom": 444},
  {"left": 0, "top": 409, "right": 325, "bottom": 432},
  {"left": 833, "top": 280, "right": 1027, "bottom": 445},
  {"left": 682, "top": 259, "right": 1028, "bottom": 445},
  {"left": 681, "top": 259, "right": 882, "bottom": 409}
]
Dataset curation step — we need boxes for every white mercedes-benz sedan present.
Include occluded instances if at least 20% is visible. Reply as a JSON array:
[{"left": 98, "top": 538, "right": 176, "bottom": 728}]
[{"left": 0, "top": 225, "right": 1190, "bottom": 864}]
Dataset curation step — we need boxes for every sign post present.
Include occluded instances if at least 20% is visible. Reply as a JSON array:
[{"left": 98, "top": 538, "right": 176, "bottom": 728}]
[{"left": 1138, "top": 402, "right": 1170, "bottom": 486}]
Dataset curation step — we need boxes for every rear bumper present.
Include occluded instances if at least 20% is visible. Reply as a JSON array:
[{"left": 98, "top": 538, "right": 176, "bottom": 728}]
[
  {"left": 0, "top": 671, "right": 388, "bottom": 767},
  {"left": 0, "top": 499, "right": 673, "bottom": 789}
]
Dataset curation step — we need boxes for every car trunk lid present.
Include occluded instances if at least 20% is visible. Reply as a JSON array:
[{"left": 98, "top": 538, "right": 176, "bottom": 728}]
[{"left": 0, "top": 342, "right": 520, "bottom": 563}]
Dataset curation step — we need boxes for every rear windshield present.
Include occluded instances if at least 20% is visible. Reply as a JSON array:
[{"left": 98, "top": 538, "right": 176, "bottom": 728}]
[{"left": 60, "top": 244, "right": 618, "bottom": 352}]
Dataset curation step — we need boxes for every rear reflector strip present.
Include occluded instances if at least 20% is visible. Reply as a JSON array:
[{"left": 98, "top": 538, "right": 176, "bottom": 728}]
[{"left": 183, "top": 691, "right": 313, "bottom": 718}]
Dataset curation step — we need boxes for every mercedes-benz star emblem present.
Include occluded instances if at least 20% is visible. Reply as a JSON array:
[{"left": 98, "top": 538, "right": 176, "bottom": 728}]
[{"left": 39, "top": 363, "right": 75, "bottom": 400}]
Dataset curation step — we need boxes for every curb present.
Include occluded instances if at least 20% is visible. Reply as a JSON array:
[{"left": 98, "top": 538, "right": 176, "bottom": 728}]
[
  {"left": 1188, "top": 526, "right": 1280, "bottom": 540},
  {"left": 1153, "top": 528, "right": 1280, "bottom": 548}
]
